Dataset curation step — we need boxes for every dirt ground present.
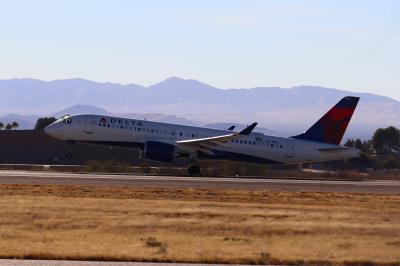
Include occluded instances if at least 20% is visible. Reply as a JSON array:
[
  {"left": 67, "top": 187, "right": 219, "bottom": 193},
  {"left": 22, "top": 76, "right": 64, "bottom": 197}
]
[{"left": 0, "top": 184, "right": 399, "bottom": 265}]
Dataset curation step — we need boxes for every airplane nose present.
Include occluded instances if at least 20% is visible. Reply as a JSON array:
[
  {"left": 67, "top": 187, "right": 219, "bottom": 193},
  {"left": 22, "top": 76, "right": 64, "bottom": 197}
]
[
  {"left": 44, "top": 123, "right": 60, "bottom": 138},
  {"left": 44, "top": 125, "right": 49, "bottom": 135},
  {"left": 44, "top": 124, "right": 53, "bottom": 136}
]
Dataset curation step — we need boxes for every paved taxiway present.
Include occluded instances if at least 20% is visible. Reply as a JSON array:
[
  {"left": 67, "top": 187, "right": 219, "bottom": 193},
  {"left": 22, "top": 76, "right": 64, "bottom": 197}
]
[{"left": 0, "top": 170, "right": 398, "bottom": 194}]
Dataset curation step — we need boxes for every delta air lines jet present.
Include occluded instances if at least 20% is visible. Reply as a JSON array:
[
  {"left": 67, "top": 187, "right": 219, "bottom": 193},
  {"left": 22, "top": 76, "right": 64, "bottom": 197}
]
[{"left": 45, "top": 96, "right": 360, "bottom": 174}]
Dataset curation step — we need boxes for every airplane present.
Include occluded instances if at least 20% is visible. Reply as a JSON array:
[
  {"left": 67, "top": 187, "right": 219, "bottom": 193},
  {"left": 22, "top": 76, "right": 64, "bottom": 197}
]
[{"left": 45, "top": 96, "right": 360, "bottom": 175}]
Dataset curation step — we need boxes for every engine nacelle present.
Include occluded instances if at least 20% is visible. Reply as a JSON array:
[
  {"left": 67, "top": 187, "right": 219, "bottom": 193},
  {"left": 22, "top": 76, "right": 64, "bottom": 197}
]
[{"left": 143, "top": 141, "right": 176, "bottom": 163}]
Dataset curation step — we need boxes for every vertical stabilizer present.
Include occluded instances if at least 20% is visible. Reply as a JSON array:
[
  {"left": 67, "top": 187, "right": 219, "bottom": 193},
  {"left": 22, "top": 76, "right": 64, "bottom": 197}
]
[{"left": 292, "top": 96, "right": 359, "bottom": 145}]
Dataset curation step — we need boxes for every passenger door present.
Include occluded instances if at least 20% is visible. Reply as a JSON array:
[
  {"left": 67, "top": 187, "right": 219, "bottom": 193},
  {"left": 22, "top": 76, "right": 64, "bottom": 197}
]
[
  {"left": 84, "top": 117, "right": 95, "bottom": 134},
  {"left": 170, "top": 128, "right": 176, "bottom": 140},
  {"left": 285, "top": 139, "right": 295, "bottom": 158}
]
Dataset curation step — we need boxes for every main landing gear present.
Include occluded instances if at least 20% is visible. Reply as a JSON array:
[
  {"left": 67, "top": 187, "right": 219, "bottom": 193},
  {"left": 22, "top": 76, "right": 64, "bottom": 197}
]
[
  {"left": 187, "top": 164, "right": 201, "bottom": 175},
  {"left": 185, "top": 154, "right": 201, "bottom": 175}
]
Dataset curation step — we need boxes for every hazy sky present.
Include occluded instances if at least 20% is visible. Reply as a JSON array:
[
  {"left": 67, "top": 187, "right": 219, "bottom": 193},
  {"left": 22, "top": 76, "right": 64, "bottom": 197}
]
[{"left": 1, "top": 0, "right": 399, "bottom": 98}]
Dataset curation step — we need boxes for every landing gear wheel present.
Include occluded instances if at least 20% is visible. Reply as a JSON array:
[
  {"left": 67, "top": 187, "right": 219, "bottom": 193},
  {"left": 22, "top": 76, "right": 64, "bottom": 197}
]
[
  {"left": 187, "top": 165, "right": 201, "bottom": 175},
  {"left": 65, "top": 140, "right": 75, "bottom": 159}
]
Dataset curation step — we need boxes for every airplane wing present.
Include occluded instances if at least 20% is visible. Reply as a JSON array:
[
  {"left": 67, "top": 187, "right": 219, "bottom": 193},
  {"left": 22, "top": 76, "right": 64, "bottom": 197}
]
[
  {"left": 176, "top": 133, "right": 236, "bottom": 147},
  {"left": 176, "top": 123, "right": 257, "bottom": 149}
]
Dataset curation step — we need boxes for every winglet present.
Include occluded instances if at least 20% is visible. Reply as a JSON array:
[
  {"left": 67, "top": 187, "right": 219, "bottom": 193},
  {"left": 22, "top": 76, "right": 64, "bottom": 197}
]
[
  {"left": 239, "top": 122, "right": 258, "bottom": 135},
  {"left": 227, "top": 125, "right": 235, "bottom": 131}
]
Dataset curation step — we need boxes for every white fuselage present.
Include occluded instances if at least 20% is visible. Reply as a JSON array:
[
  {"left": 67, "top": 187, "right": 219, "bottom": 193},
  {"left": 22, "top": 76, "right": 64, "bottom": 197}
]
[{"left": 45, "top": 114, "right": 360, "bottom": 165}]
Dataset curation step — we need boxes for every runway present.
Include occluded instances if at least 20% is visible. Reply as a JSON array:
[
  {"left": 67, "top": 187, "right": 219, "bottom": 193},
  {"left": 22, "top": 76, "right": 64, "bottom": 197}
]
[
  {"left": 0, "top": 170, "right": 398, "bottom": 194},
  {"left": 0, "top": 260, "right": 245, "bottom": 266}
]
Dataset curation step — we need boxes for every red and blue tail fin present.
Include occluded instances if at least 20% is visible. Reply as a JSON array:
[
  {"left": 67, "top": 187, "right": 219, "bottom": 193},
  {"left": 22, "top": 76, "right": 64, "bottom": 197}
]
[{"left": 292, "top": 96, "right": 359, "bottom": 145}]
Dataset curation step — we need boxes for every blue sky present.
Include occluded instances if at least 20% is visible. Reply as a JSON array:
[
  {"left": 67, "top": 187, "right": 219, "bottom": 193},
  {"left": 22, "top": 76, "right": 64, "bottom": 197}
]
[{"left": 1, "top": 0, "right": 399, "bottom": 98}]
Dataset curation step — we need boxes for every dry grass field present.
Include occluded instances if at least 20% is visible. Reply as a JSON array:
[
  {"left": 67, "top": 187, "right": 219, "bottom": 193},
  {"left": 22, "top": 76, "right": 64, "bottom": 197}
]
[{"left": 0, "top": 184, "right": 399, "bottom": 265}]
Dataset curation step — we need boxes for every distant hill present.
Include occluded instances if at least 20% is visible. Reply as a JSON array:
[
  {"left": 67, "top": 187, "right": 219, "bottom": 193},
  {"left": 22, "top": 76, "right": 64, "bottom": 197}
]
[
  {"left": 122, "top": 113, "right": 197, "bottom": 126},
  {"left": 0, "top": 77, "right": 399, "bottom": 139},
  {"left": 52, "top": 105, "right": 111, "bottom": 117},
  {"left": 0, "top": 105, "right": 199, "bottom": 130},
  {"left": 203, "top": 123, "right": 279, "bottom": 136}
]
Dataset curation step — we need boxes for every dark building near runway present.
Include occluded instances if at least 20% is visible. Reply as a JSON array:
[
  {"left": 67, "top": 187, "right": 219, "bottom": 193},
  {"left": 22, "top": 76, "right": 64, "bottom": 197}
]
[
  {"left": 0, "top": 130, "right": 142, "bottom": 165},
  {"left": 0, "top": 130, "right": 328, "bottom": 170}
]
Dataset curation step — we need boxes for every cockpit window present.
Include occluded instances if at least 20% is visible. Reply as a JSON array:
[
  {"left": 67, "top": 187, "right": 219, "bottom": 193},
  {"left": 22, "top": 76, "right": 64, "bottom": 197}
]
[{"left": 62, "top": 117, "right": 72, "bottom": 124}]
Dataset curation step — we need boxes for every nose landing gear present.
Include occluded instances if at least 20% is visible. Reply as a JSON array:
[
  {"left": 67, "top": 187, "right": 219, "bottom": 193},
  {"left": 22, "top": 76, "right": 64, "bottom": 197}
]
[{"left": 65, "top": 140, "right": 76, "bottom": 159}]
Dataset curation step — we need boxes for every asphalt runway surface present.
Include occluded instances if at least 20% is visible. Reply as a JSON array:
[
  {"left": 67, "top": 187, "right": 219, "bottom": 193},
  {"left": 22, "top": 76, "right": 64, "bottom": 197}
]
[
  {"left": 0, "top": 260, "right": 249, "bottom": 266},
  {"left": 0, "top": 170, "right": 399, "bottom": 194}
]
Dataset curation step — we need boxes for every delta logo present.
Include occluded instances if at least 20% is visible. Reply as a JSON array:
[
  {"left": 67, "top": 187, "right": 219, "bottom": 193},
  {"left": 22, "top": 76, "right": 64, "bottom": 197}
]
[{"left": 100, "top": 117, "right": 107, "bottom": 123}]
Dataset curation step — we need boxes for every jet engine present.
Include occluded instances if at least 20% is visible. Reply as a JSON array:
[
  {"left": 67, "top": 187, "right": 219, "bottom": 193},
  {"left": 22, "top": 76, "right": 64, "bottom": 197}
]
[{"left": 143, "top": 141, "right": 177, "bottom": 163}]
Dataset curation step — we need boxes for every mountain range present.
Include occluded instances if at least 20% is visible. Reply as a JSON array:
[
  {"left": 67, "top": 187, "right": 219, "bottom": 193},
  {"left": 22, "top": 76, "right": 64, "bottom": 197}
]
[{"left": 0, "top": 77, "right": 398, "bottom": 140}]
